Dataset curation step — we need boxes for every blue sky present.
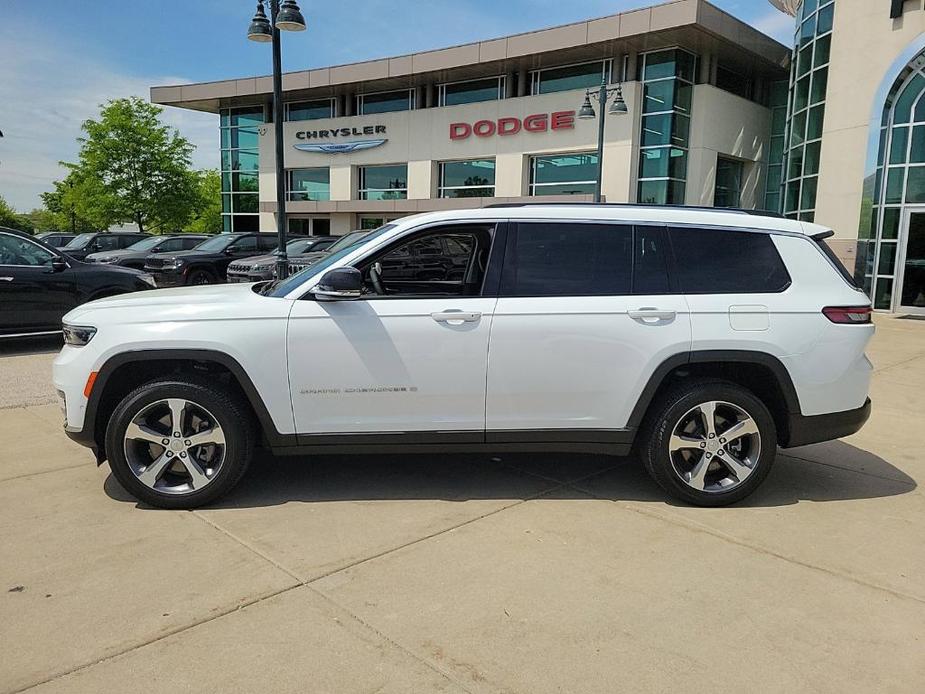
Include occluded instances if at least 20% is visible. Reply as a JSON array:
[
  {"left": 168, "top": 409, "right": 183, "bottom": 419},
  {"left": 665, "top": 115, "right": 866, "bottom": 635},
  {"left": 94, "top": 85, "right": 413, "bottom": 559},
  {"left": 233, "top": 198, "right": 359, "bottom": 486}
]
[{"left": 0, "top": 1, "right": 793, "bottom": 211}]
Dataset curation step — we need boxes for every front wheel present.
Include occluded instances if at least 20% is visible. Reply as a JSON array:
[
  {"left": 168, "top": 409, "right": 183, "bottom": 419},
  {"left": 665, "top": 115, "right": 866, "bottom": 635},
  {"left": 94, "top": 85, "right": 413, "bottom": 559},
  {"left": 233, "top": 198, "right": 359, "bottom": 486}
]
[
  {"left": 186, "top": 269, "right": 215, "bottom": 285},
  {"left": 640, "top": 380, "right": 777, "bottom": 507},
  {"left": 105, "top": 377, "right": 254, "bottom": 509}
]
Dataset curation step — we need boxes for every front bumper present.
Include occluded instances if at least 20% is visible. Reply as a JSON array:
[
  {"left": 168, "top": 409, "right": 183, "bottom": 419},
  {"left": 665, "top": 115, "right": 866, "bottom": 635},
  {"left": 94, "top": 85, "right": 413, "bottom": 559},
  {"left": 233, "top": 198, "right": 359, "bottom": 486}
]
[
  {"left": 149, "top": 270, "right": 185, "bottom": 287},
  {"left": 227, "top": 270, "right": 272, "bottom": 283},
  {"left": 784, "top": 398, "right": 871, "bottom": 448}
]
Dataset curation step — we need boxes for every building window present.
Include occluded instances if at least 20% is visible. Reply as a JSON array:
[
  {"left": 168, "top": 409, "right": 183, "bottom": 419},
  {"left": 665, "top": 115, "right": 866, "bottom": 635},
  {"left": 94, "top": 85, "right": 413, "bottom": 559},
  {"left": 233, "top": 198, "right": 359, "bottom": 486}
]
[
  {"left": 220, "top": 105, "right": 264, "bottom": 232},
  {"left": 285, "top": 99, "right": 334, "bottom": 121},
  {"left": 356, "top": 89, "right": 414, "bottom": 115},
  {"left": 529, "top": 153, "right": 598, "bottom": 196},
  {"left": 716, "top": 64, "right": 752, "bottom": 100},
  {"left": 438, "top": 159, "right": 495, "bottom": 198},
  {"left": 782, "top": 0, "right": 834, "bottom": 222},
  {"left": 530, "top": 60, "right": 612, "bottom": 95},
  {"left": 637, "top": 49, "right": 695, "bottom": 205},
  {"left": 289, "top": 217, "right": 331, "bottom": 235},
  {"left": 438, "top": 77, "right": 505, "bottom": 106},
  {"left": 714, "top": 157, "right": 744, "bottom": 208},
  {"left": 287, "top": 168, "right": 330, "bottom": 201},
  {"left": 764, "top": 80, "right": 789, "bottom": 212},
  {"left": 359, "top": 164, "right": 408, "bottom": 200}
]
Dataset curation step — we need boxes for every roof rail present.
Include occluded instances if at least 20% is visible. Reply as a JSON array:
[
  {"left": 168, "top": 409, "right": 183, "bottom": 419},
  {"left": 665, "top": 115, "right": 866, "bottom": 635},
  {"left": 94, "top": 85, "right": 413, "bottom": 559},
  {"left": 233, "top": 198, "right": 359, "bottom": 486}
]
[{"left": 482, "top": 202, "right": 785, "bottom": 218}]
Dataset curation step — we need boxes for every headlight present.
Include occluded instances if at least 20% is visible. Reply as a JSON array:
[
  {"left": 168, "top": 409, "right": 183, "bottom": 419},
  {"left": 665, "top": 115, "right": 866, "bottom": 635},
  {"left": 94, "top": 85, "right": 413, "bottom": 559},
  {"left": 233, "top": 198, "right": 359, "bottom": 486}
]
[
  {"left": 253, "top": 264, "right": 273, "bottom": 272},
  {"left": 163, "top": 259, "right": 184, "bottom": 269},
  {"left": 62, "top": 324, "right": 97, "bottom": 346},
  {"left": 138, "top": 273, "right": 157, "bottom": 288},
  {"left": 97, "top": 256, "right": 115, "bottom": 263}
]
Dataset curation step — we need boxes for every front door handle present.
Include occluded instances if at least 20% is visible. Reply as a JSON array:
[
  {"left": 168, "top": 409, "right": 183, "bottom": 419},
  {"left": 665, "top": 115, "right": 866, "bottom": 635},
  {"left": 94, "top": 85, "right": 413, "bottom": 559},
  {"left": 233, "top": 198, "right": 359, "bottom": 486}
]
[
  {"left": 431, "top": 310, "right": 482, "bottom": 323},
  {"left": 628, "top": 308, "right": 676, "bottom": 322},
  {"left": 0, "top": 277, "right": 13, "bottom": 282}
]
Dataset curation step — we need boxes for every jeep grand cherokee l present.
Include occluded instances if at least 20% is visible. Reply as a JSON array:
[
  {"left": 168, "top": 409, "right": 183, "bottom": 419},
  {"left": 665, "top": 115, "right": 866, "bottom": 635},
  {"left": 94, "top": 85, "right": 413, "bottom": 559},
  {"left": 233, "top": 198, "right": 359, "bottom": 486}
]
[
  {"left": 144, "top": 232, "right": 278, "bottom": 286},
  {"left": 54, "top": 205, "right": 873, "bottom": 509},
  {"left": 226, "top": 236, "right": 337, "bottom": 283},
  {"left": 86, "top": 234, "right": 211, "bottom": 269}
]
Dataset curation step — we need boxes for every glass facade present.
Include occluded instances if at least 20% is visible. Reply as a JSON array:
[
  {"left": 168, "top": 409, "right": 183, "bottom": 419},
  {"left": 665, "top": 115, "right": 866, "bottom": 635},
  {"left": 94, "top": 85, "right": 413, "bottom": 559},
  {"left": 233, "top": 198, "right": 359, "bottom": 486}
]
[
  {"left": 287, "top": 168, "right": 330, "bottom": 201},
  {"left": 286, "top": 99, "right": 334, "bottom": 121},
  {"left": 780, "top": 0, "right": 834, "bottom": 222},
  {"left": 857, "top": 49, "right": 925, "bottom": 310},
  {"left": 439, "top": 77, "right": 504, "bottom": 106},
  {"left": 359, "top": 164, "right": 408, "bottom": 200},
  {"left": 529, "top": 153, "right": 598, "bottom": 196},
  {"left": 714, "top": 157, "right": 744, "bottom": 208},
  {"left": 763, "top": 80, "right": 789, "bottom": 212},
  {"left": 637, "top": 49, "right": 695, "bottom": 205},
  {"left": 220, "top": 106, "right": 265, "bottom": 232},
  {"left": 531, "top": 60, "right": 611, "bottom": 95},
  {"left": 357, "top": 89, "right": 414, "bottom": 114},
  {"left": 438, "top": 159, "right": 495, "bottom": 198}
]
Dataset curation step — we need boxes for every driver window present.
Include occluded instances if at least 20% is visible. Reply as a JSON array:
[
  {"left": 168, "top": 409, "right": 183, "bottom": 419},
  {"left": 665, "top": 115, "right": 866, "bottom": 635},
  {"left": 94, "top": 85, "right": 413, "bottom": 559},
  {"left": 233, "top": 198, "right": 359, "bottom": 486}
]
[
  {"left": 95, "top": 236, "right": 120, "bottom": 251},
  {"left": 0, "top": 234, "right": 55, "bottom": 266},
  {"left": 360, "top": 226, "right": 491, "bottom": 298}
]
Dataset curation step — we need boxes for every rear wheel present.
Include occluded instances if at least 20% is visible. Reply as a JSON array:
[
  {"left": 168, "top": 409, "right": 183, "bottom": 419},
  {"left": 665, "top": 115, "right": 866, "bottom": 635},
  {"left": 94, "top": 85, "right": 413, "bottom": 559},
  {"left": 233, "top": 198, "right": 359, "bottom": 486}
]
[
  {"left": 640, "top": 380, "right": 777, "bottom": 506},
  {"left": 105, "top": 377, "right": 254, "bottom": 508}
]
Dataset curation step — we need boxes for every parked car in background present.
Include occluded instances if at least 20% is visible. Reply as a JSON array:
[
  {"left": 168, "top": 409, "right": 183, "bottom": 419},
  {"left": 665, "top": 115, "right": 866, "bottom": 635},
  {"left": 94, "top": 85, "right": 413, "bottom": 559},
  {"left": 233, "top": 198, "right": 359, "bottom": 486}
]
[
  {"left": 226, "top": 236, "right": 338, "bottom": 282},
  {"left": 86, "top": 234, "right": 211, "bottom": 270},
  {"left": 36, "top": 232, "right": 77, "bottom": 248},
  {"left": 61, "top": 232, "right": 150, "bottom": 261},
  {"left": 144, "top": 232, "right": 278, "bottom": 286},
  {"left": 0, "top": 226, "right": 154, "bottom": 338},
  {"left": 53, "top": 205, "right": 873, "bottom": 509},
  {"left": 286, "top": 230, "right": 372, "bottom": 274}
]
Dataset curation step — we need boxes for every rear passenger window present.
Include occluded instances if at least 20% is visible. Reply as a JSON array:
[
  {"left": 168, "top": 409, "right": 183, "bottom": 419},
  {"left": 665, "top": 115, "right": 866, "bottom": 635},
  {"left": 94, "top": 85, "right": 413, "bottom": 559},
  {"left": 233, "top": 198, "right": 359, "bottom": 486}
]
[
  {"left": 669, "top": 227, "right": 791, "bottom": 294},
  {"left": 502, "top": 223, "right": 632, "bottom": 296}
]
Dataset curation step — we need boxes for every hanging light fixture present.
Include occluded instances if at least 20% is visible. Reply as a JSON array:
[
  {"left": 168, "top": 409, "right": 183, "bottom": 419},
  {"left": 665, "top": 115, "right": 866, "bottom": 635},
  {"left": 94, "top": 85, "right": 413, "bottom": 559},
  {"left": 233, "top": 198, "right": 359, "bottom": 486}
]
[
  {"left": 608, "top": 84, "right": 628, "bottom": 115},
  {"left": 578, "top": 94, "right": 596, "bottom": 119},
  {"left": 275, "top": 0, "right": 307, "bottom": 31},
  {"left": 247, "top": 2, "right": 273, "bottom": 42}
]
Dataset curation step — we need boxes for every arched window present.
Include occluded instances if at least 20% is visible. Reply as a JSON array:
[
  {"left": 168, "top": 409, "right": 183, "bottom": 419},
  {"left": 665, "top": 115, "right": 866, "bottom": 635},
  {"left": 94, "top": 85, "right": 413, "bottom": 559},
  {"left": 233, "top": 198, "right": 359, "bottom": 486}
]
[{"left": 860, "top": 51, "right": 925, "bottom": 309}]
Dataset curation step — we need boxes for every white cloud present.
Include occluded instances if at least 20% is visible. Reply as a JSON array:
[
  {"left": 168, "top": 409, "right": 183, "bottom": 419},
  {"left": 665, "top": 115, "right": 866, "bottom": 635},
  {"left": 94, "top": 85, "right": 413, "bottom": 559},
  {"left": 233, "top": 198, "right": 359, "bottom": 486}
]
[
  {"left": 752, "top": 9, "right": 795, "bottom": 44},
  {"left": 0, "top": 29, "right": 217, "bottom": 213}
]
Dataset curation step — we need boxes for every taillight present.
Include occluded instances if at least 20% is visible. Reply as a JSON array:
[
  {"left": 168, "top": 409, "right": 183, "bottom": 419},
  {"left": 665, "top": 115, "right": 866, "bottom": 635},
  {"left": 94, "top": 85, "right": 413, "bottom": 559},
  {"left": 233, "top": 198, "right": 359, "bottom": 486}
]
[{"left": 822, "top": 306, "right": 872, "bottom": 324}]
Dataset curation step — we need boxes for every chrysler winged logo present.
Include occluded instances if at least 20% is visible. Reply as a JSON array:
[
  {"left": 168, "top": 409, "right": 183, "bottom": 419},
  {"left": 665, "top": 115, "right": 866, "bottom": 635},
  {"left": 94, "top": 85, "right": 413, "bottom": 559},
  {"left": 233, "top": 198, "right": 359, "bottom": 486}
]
[{"left": 294, "top": 139, "right": 387, "bottom": 154}]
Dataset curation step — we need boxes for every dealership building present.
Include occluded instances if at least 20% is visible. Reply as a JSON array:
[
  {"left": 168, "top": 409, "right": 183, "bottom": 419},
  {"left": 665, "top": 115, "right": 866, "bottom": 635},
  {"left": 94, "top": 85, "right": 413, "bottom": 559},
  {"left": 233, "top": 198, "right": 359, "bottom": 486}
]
[{"left": 152, "top": 0, "right": 925, "bottom": 312}]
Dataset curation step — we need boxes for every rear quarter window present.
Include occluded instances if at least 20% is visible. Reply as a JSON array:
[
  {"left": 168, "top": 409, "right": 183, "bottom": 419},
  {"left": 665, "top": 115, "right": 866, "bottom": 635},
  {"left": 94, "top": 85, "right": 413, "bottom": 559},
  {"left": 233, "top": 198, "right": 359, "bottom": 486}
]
[{"left": 668, "top": 227, "right": 791, "bottom": 294}]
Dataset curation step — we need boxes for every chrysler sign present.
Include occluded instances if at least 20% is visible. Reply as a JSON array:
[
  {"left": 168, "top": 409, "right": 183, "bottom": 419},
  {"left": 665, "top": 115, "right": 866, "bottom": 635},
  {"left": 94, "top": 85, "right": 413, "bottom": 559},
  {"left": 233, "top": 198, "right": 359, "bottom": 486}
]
[{"left": 293, "top": 124, "right": 388, "bottom": 154}]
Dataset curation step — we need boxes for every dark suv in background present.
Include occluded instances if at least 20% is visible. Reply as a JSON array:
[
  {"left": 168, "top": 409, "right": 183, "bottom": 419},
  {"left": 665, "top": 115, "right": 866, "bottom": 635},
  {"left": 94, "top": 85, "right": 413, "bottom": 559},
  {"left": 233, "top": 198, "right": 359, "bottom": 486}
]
[
  {"left": 86, "top": 234, "right": 210, "bottom": 269},
  {"left": 286, "top": 230, "right": 372, "bottom": 274},
  {"left": 61, "top": 232, "right": 150, "bottom": 261},
  {"left": 36, "top": 232, "right": 77, "bottom": 248},
  {"left": 0, "top": 227, "right": 154, "bottom": 338},
  {"left": 144, "top": 232, "right": 279, "bottom": 286},
  {"left": 226, "top": 236, "right": 337, "bottom": 282}
]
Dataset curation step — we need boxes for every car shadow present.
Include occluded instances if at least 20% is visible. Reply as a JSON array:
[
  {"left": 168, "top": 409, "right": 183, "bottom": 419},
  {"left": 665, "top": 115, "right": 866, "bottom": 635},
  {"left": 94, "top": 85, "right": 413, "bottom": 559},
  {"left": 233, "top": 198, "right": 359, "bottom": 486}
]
[
  {"left": 103, "top": 440, "right": 916, "bottom": 510},
  {"left": 0, "top": 334, "right": 62, "bottom": 357}
]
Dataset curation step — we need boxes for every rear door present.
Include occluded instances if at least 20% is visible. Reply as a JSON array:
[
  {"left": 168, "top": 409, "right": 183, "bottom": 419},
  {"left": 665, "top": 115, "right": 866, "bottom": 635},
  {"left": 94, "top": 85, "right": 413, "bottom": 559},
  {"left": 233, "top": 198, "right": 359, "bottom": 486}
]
[
  {"left": 0, "top": 233, "right": 77, "bottom": 334},
  {"left": 485, "top": 221, "right": 691, "bottom": 442}
]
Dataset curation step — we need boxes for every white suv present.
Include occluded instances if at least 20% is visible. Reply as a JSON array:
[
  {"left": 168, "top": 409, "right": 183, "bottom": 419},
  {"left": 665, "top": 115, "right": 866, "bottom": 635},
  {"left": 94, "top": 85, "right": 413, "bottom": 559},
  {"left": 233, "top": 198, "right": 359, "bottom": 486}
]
[{"left": 53, "top": 205, "right": 874, "bottom": 509}]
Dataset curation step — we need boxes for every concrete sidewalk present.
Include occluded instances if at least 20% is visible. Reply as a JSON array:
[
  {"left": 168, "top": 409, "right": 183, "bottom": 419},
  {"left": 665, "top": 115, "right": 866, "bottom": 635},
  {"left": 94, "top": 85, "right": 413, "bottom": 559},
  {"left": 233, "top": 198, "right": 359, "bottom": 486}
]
[{"left": 1, "top": 315, "right": 923, "bottom": 693}]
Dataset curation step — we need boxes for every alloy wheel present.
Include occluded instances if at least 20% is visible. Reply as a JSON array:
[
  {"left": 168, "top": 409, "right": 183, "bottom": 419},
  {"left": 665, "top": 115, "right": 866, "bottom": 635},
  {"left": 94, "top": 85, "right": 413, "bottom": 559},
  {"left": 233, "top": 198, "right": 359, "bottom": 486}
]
[
  {"left": 123, "top": 398, "right": 226, "bottom": 495},
  {"left": 668, "top": 400, "right": 761, "bottom": 493}
]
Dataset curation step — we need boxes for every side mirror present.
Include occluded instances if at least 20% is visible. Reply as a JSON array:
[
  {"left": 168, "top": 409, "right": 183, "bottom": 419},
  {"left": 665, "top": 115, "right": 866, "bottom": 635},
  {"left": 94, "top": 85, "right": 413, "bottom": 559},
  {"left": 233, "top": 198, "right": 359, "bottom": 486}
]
[
  {"left": 50, "top": 257, "right": 69, "bottom": 273},
  {"left": 315, "top": 267, "right": 362, "bottom": 301},
  {"left": 224, "top": 247, "right": 237, "bottom": 255}
]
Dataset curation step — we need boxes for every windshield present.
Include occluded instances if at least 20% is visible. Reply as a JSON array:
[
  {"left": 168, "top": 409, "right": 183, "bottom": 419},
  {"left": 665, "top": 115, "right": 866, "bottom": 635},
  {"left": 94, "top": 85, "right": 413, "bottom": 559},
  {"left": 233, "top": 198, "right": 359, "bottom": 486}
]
[
  {"left": 262, "top": 225, "right": 394, "bottom": 298},
  {"left": 326, "top": 231, "right": 369, "bottom": 254},
  {"left": 64, "top": 233, "right": 96, "bottom": 249},
  {"left": 127, "top": 236, "right": 163, "bottom": 252},
  {"left": 192, "top": 235, "right": 236, "bottom": 252}
]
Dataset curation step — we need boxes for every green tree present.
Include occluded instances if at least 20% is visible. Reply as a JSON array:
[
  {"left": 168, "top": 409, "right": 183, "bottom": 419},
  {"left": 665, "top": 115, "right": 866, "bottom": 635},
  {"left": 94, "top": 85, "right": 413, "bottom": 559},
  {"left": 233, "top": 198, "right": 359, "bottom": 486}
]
[
  {"left": 184, "top": 169, "right": 222, "bottom": 233},
  {"left": 0, "top": 195, "right": 34, "bottom": 233},
  {"left": 62, "top": 97, "right": 199, "bottom": 233},
  {"left": 25, "top": 208, "right": 57, "bottom": 232},
  {"left": 41, "top": 170, "right": 101, "bottom": 233}
]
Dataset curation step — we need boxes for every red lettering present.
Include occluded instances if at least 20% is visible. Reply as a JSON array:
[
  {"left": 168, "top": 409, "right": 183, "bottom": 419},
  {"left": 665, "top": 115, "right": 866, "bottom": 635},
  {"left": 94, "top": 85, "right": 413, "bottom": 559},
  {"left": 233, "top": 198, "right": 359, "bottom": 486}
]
[
  {"left": 551, "top": 111, "right": 575, "bottom": 130},
  {"left": 497, "top": 117, "right": 521, "bottom": 136},
  {"left": 473, "top": 119, "right": 496, "bottom": 137},
  {"left": 523, "top": 113, "right": 548, "bottom": 132},
  {"left": 450, "top": 122, "right": 471, "bottom": 140}
]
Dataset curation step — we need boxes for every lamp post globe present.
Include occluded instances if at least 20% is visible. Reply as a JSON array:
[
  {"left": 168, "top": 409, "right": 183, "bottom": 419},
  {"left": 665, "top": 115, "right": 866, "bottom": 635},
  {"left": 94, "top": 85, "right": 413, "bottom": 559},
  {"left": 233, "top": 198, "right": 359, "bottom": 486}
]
[
  {"left": 247, "top": 2, "right": 273, "bottom": 42},
  {"left": 275, "top": 0, "right": 307, "bottom": 31}
]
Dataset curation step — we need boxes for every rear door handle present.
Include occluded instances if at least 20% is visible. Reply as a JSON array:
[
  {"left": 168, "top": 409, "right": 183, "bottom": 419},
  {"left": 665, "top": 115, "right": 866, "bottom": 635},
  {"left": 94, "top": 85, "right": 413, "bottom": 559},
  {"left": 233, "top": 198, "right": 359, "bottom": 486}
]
[
  {"left": 431, "top": 310, "right": 482, "bottom": 323},
  {"left": 0, "top": 277, "right": 13, "bottom": 282},
  {"left": 628, "top": 308, "right": 676, "bottom": 322}
]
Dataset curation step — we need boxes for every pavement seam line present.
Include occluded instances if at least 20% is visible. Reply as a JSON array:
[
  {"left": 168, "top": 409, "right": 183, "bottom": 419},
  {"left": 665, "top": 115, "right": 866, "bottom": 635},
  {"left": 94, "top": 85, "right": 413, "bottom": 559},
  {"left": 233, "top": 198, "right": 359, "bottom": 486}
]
[
  {"left": 777, "top": 452, "right": 917, "bottom": 486},
  {"left": 873, "top": 352, "right": 925, "bottom": 374},
  {"left": 0, "top": 462, "right": 91, "bottom": 484},
  {"left": 11, "top": 583, "right": 303, "bottom": 694},
  {"left": 570, "top": 482, "right": 925, "bottom": 606},
  {"left": 307, "top": 586, "right": 477, "bottom": 694}
]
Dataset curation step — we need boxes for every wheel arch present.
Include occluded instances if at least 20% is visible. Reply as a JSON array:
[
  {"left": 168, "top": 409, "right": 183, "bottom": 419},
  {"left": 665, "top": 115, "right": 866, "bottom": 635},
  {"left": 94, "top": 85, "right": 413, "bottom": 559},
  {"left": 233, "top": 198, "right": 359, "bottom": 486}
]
[
  {"left": 86, "top": 349, "right": 288, "bottom": 461},
  {"left": 628, "top": 350, "right": 801, "bottom": 447}
]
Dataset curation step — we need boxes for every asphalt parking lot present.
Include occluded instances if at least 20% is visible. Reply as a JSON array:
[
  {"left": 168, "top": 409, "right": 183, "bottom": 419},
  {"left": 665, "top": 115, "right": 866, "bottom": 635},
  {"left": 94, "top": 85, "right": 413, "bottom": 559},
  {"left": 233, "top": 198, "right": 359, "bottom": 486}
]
[{"left": 1, "top": 315, "right": 924, "bottom": 693}]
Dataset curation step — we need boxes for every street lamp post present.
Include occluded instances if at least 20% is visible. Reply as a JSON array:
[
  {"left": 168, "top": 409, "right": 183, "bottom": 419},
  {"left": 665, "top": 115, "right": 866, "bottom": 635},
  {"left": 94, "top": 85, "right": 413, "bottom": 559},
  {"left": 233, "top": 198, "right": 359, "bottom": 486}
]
[
  {"left": 247, "top": 0, "right": 306, "bottom": 280},
  {"left": 577, "top": 75, "right": 628, "bottom": 203}
]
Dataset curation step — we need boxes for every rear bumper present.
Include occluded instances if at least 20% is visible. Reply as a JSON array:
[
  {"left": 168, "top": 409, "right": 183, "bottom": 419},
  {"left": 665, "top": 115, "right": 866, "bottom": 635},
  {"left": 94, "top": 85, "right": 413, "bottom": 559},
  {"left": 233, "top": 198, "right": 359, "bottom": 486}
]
[{"left": 784, "top": 398, "right": 871, "bottom": 448}]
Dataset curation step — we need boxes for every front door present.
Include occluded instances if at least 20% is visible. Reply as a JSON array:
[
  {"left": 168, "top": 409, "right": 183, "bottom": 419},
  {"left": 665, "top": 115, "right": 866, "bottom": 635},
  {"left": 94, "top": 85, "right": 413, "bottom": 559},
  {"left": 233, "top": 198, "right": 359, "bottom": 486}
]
[
  {"left": 287, "top": 223, "right": 499, "bottom": 438},
  {"left": 0, "top": 233, "right": 77, "bottom": 335},
  {"left": 898, "top": 209, "right": 925, "bottom": 314}
]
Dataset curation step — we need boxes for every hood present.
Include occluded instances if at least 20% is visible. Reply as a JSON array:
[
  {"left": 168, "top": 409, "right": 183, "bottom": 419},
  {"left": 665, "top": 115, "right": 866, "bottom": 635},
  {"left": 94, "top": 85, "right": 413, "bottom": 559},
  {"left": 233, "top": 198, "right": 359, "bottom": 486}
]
[
  {"left": 159, "top": 248, "right": 224, "bottom": 261},
  {"left": 232, "top": 253, "right": 277, "bottom": 268},
  {"left": 85, "top": 249, "right": 132, "bottom": 261},
  {"left": 70, "top": 257, "right": 144, "bottom": 275}
]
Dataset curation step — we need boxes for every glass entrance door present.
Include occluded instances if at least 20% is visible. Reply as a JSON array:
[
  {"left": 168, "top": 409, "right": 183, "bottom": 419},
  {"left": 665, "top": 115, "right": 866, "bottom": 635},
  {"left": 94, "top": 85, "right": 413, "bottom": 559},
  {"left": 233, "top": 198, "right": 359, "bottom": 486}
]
[{"left": 899, "top": 210, "right": 925, "bottom": 313}]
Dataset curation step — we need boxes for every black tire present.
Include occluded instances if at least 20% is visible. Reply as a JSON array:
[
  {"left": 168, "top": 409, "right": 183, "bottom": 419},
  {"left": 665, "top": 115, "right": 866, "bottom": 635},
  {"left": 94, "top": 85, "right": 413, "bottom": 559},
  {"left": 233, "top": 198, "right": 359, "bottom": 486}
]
[
  {"left": 640, "top": 379, "right": 777, "bottom": 507},
  {"left": 186, "top": 268, "right": 215, "bottom": 285},
  {"left": 105, "top": 377, "right": 255, "bottom": 509}
]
